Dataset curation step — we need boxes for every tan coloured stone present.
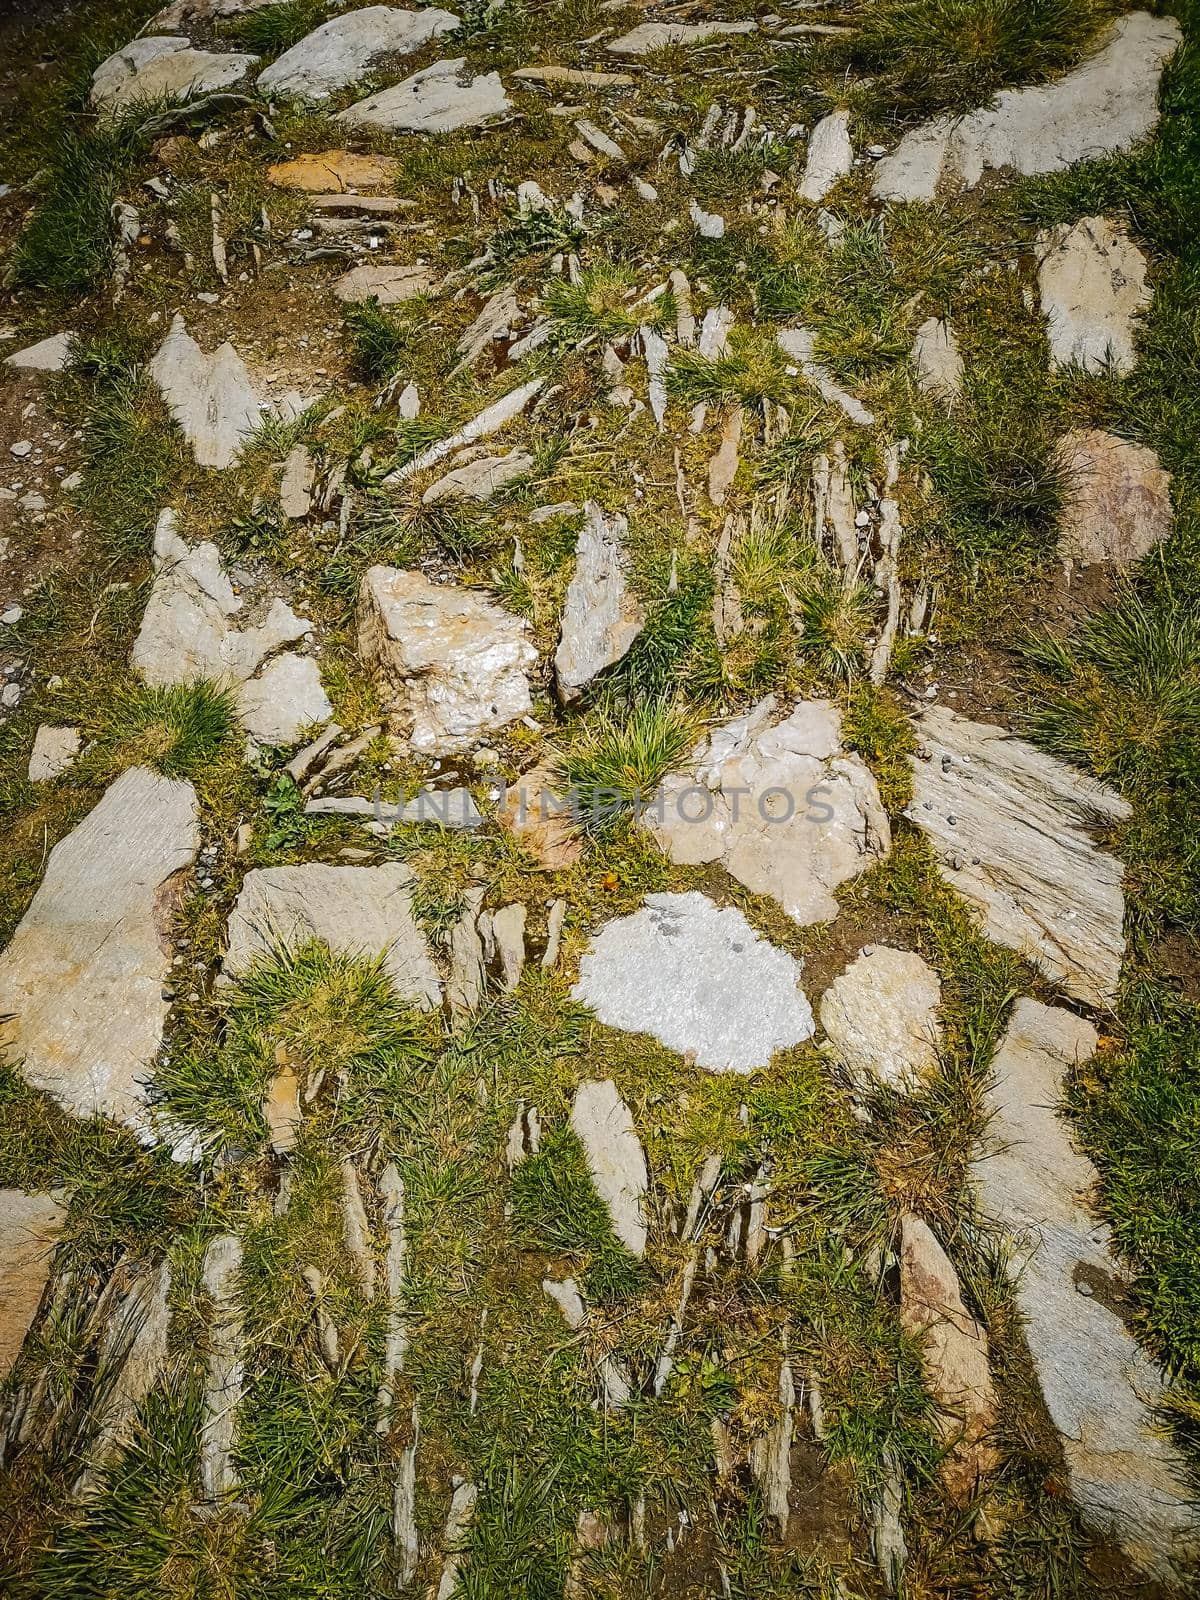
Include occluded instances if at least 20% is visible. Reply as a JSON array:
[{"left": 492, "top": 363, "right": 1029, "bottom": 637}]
[
  {"left": 267, "top": 150, "right": 402, "bottom": 192},
  {"left": 1056, "top": 429, "right": 1172, "bottom": 566},
  {"left": 0, "top": 1191, "right": 66, "bottom": 1378}
]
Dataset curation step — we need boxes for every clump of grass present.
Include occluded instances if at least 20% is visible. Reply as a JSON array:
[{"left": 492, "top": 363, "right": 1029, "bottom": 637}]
[
  {"left": 789, "top": 566, "right": 876, "bottom": 683},
  {"left": 667, "top": 332, "right": 794, "bottom": 410},
  {"left": 544, "top": 263, "right": 672, "bottom": 343},
  {"left": 85, "top": 680, "right": 239, "bottom": 780},
  {"left": 842, "top": 683, "right": 917, "bottom": 812},
  {"left": 343, "top": 297, "right": 429, "bottom": 383},
  {"left": 555, "top": 699, "right": 695, "bottom": 833},
  {"left": 843, "top": 0, "right": 1113, "bottom": 116},
  {"left": 226, "top": 0, "right": 329, "bottom": 54},
  {"left": 11, "top": 116, "right": 144, "bottom": 295},
  {"left": 511, "top": 1126, "right": 647, "bottom": 1302}
]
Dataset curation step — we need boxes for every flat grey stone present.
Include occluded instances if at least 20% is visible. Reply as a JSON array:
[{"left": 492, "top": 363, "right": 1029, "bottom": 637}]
[
  {"left": 1037, "top": 216, "right": 1150, "bottom": 374},
  {"left": 223, "top": 861, "right": 440, "bottom": 1008},
  {"left": 91, "top": 36, "right": 258, "bottom": 118},
  {"left": 333, "top": 263, "right": 434, "bottom": 305},
  {"left": 4, "top": 332, "right": 75, "bottom": 372},
  {"left": 0, "top": 1190, "right": 66, "bottom": 1378},
  {"left": 799, "top": 110, "right": 853, "bottom": 202},
  {"left": 554, "top": 501, "right": 645, "bottom": 703},
  {"left": 643, "top": 697, "right": 891, "bottom": 927},
  {"left": 569, "top": 1079, "right": 648, "bottom": 1256},
  {"left": 148, "top": 316, "right": 264, "bottom": 470},
  {"left": 872, "top": 14, "right": 1181, "bottom": 202},
  {"left": 573, "top": 892, "right": 815, "bottom": 1073},
  {"left": 422, "top": 448, "right": 533, "bottom": 505},
  {"left": 199, "top": 1233, "right": 243, "bottom": 1501},
  {"left": 973, "top": 1000, "right": 1200, "bottom": 1584},
  {"left": 1056, "top": 428, "right": 1172, "bottom": 566},
  {"left": 279, "top": 444, "right": 313, "bottom": 519},
  {"left": 820, "top": 945, "right": 942, "bottom": 1095},
  {"left": 28, "top": 724, "right": 81, "bottom": 782},
  {"left": 907, "top": 707, "right": 1130, "bottom": 1007},
  {"left": 911, "top": 316, "right": 964, "bottom": 401},
  {"left": 306, "top": 786, "right": 482, "bottom": 829},
  {"left": 257, "top": 6, "right": 460, "bottom": 99},
  {"left": 0, "top": 767, "right": 199, "bottom": 1127},
  {"left": 358, "top": 566, "right": 536, "bottom": 755},
  {"left": 335, "top": 58, "right": 512, "bottom": 133},
  {"left": 607, "top": 21, "right": 756, "bottom": 55},
  {"left": 236, "top": 652, "right": 332, "bottom": 746}
]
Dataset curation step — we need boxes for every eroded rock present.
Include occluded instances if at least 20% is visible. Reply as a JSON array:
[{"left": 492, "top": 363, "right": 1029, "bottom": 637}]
[
  {"left": 358, "top": 567, "right": 536, "bottom": 755},
  {"left": 499, "top": 766, "right": 582, "bottom": 869},
  {"left": 258, "top": 6, "right": 460, "bottom": 99},
  {"left": 91, "top": 36, "right": 257, "bottom": 118},
  {"left": 820, "top": 946, "right": 942, "bottom": 1095},
  {"left": 148, "top": 316, "right": 265, "bottom": 470},
  {"left": 199, "top": 1233, "right": 243, "bottom": 1502},
  {"left": 554, "top": 501, "right": 645, "bottom": 703},
  {"left": 907, "top": 706, "right": 1130, "bottom": 1006},
  {"left": 1036, "top": 216, "right": 1150, "bottom": 374},
  {"left": 799, "top": 110, "right": 853, "bottom": 203},
  {"left": 569, "top": 1079, "right": 648, "bottom": 1256},
  {"left": 1056, "top": 428, "right": 1172, "bottom": 566},
  {"left": 223, "top": 862, "right": 441, "bottom": 1008},
  {"left": 0, "top": 1191, "right": 66, "bottom": 1378},
  {"left": 4, "top": 333, "right": 75, "bottom": 373},
  {"left": 28, "top": 725, "right": 81, "bottom": 782},
  {"left": 643, "top": 697, "right": 891, "bottom": 926},
  {"left": 236, "top": 652, "right": 332, "bottom": 746},
  {"left": 0, "top": 768, "right": 198, "bottom": 1127},
  {"left": 333, "top": 262, "right": 433, "bottom": 305},
  {"left": 607, "top": 21, "right": 756, "bottom": 54},
  {"left": 872, "top": 13, "right": 1182, "bottom": 201},
  {"left": 423, "top": 448, "right": 533, "bottom": 505},
  {"left": 973, "top": 1001, "right": 1200, "bottom": 1584},
  {"left": 573, "top": 892, "right": 815, "bottom": 1073},
  {"left": 336, "top": 58, "right": 511, "bottom": 133},
  {"left": 267, "top": 149, "right": 402, "bottom": 191},
  {"left": 911, "top": 317, "right": 964, "bottom": 401}
]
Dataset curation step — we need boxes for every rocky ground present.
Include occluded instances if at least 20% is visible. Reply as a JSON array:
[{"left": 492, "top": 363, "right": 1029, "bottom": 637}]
[{"left": 0, "top": 2, "right": 1198, "bottom": 1596}]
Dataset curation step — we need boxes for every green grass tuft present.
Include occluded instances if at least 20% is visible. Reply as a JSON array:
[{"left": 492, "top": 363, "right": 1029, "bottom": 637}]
[{"left": 555, "top": 699, "right": 696, "bottom": 834}]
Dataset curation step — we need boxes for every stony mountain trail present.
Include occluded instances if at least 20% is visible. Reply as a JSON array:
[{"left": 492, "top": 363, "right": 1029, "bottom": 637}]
[{"left": 0, "top": 3, "right": 1198, "bottom": 1597}]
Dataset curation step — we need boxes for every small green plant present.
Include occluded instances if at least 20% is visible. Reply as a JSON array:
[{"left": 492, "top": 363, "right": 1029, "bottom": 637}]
[
  {"left": 343, "top": 298, "right": 426, "bottom": 383},
  {"left": 789, "top": 566, "right": 876, "bottom": 684},
  {"left": 555, "top": 699, "right": 695, "bottom": 833},
  {"left": 87, "top": 680, "right": 239, "bottom": 779},
  {"left": 491, "top": 202, "right": 586, "bottom": 266},
  {"left": 667, "top": 333, "right": 794, "bottom": 410},
  {"left": 259, "top": 774, "right": 310, "bottom": 852},
  {"left": 544, "top": 263, "right": 673, "bottom": 343},
  {"left": 226, "top": 0, "right": 329, "bottom": 55}
]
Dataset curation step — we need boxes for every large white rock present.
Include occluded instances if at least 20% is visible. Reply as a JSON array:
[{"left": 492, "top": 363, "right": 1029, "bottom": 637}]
[
  {"left": 573, "top": 892, "right": 815, "bottom": 1073},
  {"left": 0, "top": 768, "right": 199, "bottom": 1126},
  {"left": 258, "top": 6, "right": 460, "bottom": 99},
  {"left": 90, "top": 36, "right": 258, "bottom": 118},
  {"left": 872, "top": 14, "right": 1181, "bottom": 202},
  {"left": 236, "top": 652, "right": 332, "bottom": 745},
  {"left": 357, "top": 566, "right": 536, "bottom": 755},
  {"left": 223, "top": 861, "right": 441, "bottom": 1008},
  {"left": 0, "top": 1190, "right": 66, "bottom": 1378},
  {"left": 607, "top": 21, "right": 756, "bottom": 55},
  {"left": 1036, "top": 216, "right": 1150, "bottom": 374},
  {"left": 973, "top": 1001, "right": 1200, "bottom": 1584},
  {"left": 642, "top": 697, "right": 891, "bottom": 927},
  {"left": 1056, "top": 428, "right": 1173, "bottom": 566},
  {"left": 554, "top": 501, "right": 645, "bottom": 704},
  {"left": 4, "top": 332, "right": 75, "bottom": 373},
  {"left": 907, "top": 707, "right": 1130, "bottom": 1007},
  {"left": 148, "top": 316, "right": 265, "bottom": 470},
  {"left": 799, "top": 110, "right": 853, "bottom": 203},
  {"left": 569, "top": 1079, "right": 649, "bottom": 1256},
  {"left": 335, "top": 58, "right": 512, "bottom": 133},
  {"left": 820, "top": 945, "right": 941, "bottom": 1095}
]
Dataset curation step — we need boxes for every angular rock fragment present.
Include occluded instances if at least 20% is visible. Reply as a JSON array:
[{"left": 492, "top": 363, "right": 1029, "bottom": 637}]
[
  {"left": 336, "top": 58, "right": 511, "bottom": 133},
  {"left": 1036, "top": 216, "right": 1150, "bottom": 374},
  {"left": 262, "top": 1059, "right": 302, "bottom": 1154},
  {"left": 148, "top": 316, "right": 265, "bottom": 470},
  {"left": 514, "top": 65, "right": 635, "bottom": 88},
  {"left": 573, "top": 893, "right": 815, "bottom": 1073},
  {"left": 357, "top": 567, "right": 536, "bottom": 754},
  {"left": 1055, "top": 428, "right": 1172, "bottom": 567},
  {"left": 340, "top": 1159, "right": 375, "bottom": 1301},
  {"left": 90, "top": 36, "right": 257, "bottom": 118},
  {"left": 608, "top": 21, "right": 757, "bottom": 54},
  {"left": 569, "top": 1079, "right": 648, "bottom": 1256},
  {"left": 447, "top": 885, "right": 486, "bottom": 1015},
  {"left": 422, "top": 447, "right": 533, "bottom": 505},
  {"left": 236, "top": 652, "right": 332, "bottom": 746},
  {"left": 432, "top": 1478, "right": 478, "bottom": 1600},
  {"left": 333, "top": 262, "right": 433, "bottom": 305},
  {"left": 820, "top": 946, "right": 941, "bottom": 1096},
  {"left": 911, "top": 317, "right": 963, "bottom": 402},
  {"left": 499, "top": 766, "right": 582, "bottom": 869},
  {"left": 554, "top": 501, "right": 645, "bottom": 703},
  {"left": 907, "top": 706, "right": 1130, "bottom": 1006},
  {"left": 257, "top": 6, "right": 460, "bottom": 99},
  {"left": 0, "top": 1192, "right": 65, "bottom": 1378},
  {"left": 973, "top": 1001, "right": 1200, "bottom": 1584},
  {"left": 306, "top": 787, "right": 482, "bottom": 831},
  {"left": 384, "top": 377, "right": 545, "bottom": 483},
  {"left": 872, "top": 14, "right": 1182, "bottom": 202},
  {"left": 376, "top": 1163, "right": 408, "bottom": 1426},
  {"left": 899, "top": 1215, "right": 997, "bottom": 1504},
  {"left": 4, "top": 332, "right": 75, "bottom": 373},
  {"left": 642, "top": 697, "right": 891, "bottom": 927},
  {"left": 749, "top": 1355, "right": 794, "bottom": 1538},
  {"left": 799, "top": 109, "right": 853, "bottom": 203},
  {"left": 0, "top": 768, "right": 198, "bottom": 1127},
  {"left": 223, "top": 862, "right": 441, "bottom": 1008},
  {"left": 199, "top": 1233, "right": 243, "bottom": 1501},
  {"left": 268, "top": 149, "right": 402, "bottom": 192},
  {"left": 280, "top": 444, "right": 314, "bottom": 519},
  {"left": 28, "top": 725, "right": 81, "bottom": 782},
  {"left": 491, "top": 903, "right": 526, "bottom": 992}
]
